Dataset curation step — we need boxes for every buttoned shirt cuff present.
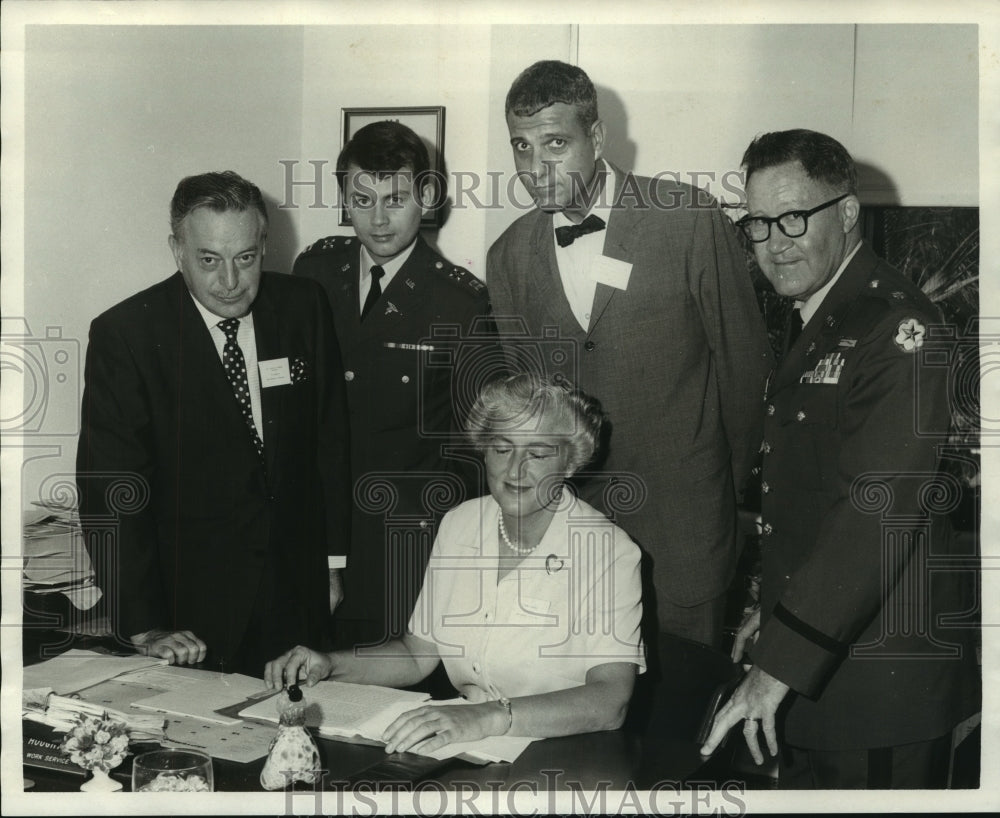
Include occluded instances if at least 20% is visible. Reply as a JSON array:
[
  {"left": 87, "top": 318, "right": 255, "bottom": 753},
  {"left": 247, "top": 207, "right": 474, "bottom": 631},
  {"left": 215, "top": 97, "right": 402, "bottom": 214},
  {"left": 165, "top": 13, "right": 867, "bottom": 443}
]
[
  {"left": 328, "top": 556, "right": 346, "bottom": 570},
  {"left": 752, "top": 603, "right": 848, "bottom": 699}
]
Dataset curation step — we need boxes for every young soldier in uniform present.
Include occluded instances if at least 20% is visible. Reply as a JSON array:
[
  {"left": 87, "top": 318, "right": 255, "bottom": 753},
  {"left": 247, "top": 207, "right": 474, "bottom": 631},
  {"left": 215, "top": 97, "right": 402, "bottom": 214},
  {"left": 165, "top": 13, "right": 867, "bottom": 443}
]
[{"left": 294, "top": 121, "right": 492, "bottom": 650}]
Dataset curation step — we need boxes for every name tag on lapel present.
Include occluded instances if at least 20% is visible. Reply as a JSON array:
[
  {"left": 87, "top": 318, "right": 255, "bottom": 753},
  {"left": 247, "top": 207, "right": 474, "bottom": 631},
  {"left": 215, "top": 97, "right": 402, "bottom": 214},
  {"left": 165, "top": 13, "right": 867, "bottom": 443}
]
[
  {"left": 589, "top": 255, "right": 632, "bottom": 290},
  {"left": 258, "top": 357, "right": 291, "bottom": 388}
]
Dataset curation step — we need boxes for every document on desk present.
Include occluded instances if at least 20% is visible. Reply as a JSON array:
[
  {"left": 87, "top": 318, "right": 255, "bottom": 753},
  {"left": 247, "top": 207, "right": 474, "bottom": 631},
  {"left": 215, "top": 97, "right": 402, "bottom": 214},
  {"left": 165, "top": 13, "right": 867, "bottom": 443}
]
[
  {"left": 68, "top": 676, "right": 273, "bottom": 763},
  {"left": 240, "top": 684, "right": 537, "bottom": 764},
  {"left": 239, "top": 679, "right": 429, "bottom": 737},
  {"left": 126, "top": 666, "right": 268, "bottom": 726},
  {"left": 22, "top": 649, "right": 168, "bottom": 695},
  {"left": 361, "top": 698, "right": 539, "bottom": 764}
]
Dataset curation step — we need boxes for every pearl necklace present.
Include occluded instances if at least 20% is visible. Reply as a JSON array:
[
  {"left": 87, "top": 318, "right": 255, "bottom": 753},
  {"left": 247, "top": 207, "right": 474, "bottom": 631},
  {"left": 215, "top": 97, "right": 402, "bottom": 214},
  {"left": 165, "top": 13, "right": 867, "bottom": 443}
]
[{"left": 498, "top": 511, "right": 539, "bottom": 556}]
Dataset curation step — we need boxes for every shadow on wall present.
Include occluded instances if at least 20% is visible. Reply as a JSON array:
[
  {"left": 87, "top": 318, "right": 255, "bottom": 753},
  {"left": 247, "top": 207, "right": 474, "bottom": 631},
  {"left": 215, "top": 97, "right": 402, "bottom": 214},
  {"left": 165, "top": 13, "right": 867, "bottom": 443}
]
[
  {"left": 263, "top": 193, "right": 300, "bottom": 275},
  {"left": 595, "top": 85, "right": 636, "bottom": 172},
  {"left": 856, "top": 160, "right": 901, "bottom": 205}
]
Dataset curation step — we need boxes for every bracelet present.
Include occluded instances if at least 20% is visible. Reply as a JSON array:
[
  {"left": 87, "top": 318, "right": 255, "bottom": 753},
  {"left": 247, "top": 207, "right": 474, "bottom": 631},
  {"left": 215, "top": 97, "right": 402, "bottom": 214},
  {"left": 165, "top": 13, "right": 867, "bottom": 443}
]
[{"left": 496, "top": 696, "right": 513, "bottom": 735}]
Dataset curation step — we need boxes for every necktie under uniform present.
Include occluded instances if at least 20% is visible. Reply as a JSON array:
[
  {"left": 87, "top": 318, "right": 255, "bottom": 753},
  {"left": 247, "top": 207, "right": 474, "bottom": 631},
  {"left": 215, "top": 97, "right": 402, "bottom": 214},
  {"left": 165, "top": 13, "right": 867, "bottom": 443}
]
[
  {"left": 361, "top": 265, "right": 385, "bottom": 320},
  {"left": 554, "top": 214, "right": 606, "bottom": 247},
  {"left": 218, "top": 318, "right": 264, "bottom": 461},
  {"left": 785, "top": 307, "right": 805, "bottom": 355}
]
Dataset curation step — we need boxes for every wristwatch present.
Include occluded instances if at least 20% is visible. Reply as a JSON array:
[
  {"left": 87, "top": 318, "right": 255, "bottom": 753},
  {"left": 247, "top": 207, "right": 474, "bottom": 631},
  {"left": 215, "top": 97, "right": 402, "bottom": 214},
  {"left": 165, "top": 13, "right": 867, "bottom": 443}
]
[{"left": 496, "top": 696, "right": 513, "bottom": 735}]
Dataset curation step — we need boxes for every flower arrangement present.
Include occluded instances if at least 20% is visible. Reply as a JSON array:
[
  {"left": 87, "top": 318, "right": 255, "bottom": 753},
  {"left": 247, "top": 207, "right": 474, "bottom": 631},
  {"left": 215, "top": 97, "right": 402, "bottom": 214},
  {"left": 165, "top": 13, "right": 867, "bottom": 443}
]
[{"left": 59, "top": 712, "right": 131, "bottom": 773}]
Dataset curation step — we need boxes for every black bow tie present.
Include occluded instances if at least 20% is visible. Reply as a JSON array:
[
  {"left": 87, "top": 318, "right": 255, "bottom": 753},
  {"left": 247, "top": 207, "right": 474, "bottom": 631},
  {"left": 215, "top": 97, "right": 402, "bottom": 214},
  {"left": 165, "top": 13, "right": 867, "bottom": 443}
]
[{"left": 555, "top": 214, "right": 606, "bottom": 247}]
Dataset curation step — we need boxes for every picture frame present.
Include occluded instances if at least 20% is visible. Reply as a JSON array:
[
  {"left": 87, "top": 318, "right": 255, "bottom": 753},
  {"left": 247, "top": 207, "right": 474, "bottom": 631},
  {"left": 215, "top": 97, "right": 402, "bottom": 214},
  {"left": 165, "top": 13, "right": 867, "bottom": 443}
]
[{"left": 340, "top": 106, "right": 446, "bottom": 228}]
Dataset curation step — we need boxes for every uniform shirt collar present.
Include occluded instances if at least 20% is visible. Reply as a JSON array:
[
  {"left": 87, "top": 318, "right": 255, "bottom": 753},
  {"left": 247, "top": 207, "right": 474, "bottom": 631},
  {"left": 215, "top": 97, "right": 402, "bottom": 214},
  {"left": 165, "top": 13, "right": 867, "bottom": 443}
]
[
  {"left": 360, "top": 238, "right": 417, "bottom": 289},
  {"left": 797, "top": 240, "right": 862, "bottom": 326}
]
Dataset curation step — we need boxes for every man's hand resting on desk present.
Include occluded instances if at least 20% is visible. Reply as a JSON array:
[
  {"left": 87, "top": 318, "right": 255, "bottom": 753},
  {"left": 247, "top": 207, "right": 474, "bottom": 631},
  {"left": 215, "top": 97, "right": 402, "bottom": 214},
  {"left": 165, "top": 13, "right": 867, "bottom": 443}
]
[
  {"left": 265, "top": 645, "right": 333, "bottom": 688},
  {"left": 131, "top": 629, "right": 207, "bottom": 665}
]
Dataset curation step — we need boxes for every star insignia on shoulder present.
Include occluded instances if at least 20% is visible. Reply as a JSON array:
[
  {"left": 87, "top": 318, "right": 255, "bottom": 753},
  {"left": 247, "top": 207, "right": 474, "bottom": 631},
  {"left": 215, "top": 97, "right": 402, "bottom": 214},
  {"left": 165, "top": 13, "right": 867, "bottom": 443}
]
[{"left": 894, "top": 317, "right": 926, "bottom": 353}]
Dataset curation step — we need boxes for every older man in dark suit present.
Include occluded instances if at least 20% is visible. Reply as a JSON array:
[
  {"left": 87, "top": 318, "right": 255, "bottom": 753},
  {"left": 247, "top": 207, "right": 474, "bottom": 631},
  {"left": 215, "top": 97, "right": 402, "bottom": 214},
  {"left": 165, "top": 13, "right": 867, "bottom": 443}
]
[
  {"left": 294, "top": 122, "right": 493, "bottom": 650},
  {"left": 487, "top": 61, "right": 773, "bottom": 649},
  {"left": 700, "top": 130, "right": 980, "bottom": 788},
  {"left": 77, "top": 171, "right": 351, "bottom": 676}
]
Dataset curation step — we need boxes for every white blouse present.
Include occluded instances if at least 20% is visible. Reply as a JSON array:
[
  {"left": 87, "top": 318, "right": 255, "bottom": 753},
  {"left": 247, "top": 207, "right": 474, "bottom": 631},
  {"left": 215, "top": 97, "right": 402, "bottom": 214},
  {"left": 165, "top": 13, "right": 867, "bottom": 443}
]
[{"left": 408, "top": 491, "right": 646, "bottom": 702}]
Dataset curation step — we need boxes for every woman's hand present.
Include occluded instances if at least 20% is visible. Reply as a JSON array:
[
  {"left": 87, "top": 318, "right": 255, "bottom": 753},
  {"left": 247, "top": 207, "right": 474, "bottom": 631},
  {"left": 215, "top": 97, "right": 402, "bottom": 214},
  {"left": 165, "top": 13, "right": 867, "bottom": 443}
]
[
  {"left": 381, "top": 702, "right": 507, "bottom": 755},
  {"left": 264, "top": 645, "right": 334, "bottom": 689}
]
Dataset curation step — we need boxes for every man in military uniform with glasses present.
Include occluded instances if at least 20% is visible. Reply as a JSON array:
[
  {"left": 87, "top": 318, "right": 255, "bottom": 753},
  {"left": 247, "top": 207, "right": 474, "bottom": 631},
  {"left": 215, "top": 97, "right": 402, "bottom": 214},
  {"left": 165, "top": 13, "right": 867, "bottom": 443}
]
[{"left": 701, "top": 129, "right": 979, "bottom": 788}]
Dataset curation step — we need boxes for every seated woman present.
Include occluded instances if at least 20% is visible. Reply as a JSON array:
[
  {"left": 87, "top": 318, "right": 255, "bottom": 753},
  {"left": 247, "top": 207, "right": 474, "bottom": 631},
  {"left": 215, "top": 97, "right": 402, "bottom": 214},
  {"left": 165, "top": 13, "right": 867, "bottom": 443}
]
[{"left": 265, "top": 372, "right": 645, "bottom": 754}]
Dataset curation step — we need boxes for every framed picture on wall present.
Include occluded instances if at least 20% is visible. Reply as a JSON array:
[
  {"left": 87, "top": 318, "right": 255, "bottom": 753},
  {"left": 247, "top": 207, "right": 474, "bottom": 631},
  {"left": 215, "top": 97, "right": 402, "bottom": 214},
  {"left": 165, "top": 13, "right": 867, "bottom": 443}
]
[{"left": 340, "top": 106, "right": 446, "bottom": 228}]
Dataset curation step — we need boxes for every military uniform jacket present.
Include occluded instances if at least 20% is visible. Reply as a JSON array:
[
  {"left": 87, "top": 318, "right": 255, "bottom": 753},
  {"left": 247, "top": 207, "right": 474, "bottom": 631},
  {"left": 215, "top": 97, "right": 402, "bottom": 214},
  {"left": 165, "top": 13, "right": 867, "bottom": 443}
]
[
  {"left": 294, "top": 234, "right": 493, "bottom": 630},
  {"left": 487, "top": 167, "right": 773, "bottom": 608},
  {"left": 753, "top": 242, "right": 979, "bottom": 750}
]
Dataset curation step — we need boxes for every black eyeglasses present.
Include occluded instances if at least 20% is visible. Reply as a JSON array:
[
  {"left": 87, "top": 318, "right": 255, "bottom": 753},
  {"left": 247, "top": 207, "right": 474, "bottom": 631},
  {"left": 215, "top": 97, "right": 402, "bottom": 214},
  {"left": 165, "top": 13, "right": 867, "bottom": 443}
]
[{"left": 737, "top": 193, "right": 849, "bottom": 243}]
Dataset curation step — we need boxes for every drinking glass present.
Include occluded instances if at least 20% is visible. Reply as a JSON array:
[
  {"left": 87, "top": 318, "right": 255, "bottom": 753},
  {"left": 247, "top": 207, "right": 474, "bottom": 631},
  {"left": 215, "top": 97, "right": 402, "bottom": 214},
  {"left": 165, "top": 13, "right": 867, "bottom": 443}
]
[{"left": 132, "top": 749, "right": 214, "bottom": 792}]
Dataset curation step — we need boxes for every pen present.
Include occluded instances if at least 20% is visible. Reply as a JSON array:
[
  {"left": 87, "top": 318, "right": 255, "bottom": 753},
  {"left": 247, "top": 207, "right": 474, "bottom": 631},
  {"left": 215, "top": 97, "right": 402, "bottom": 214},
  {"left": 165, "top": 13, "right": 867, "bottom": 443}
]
[{"left": 383, "top": 342, "right": 435, "bottom": 351}]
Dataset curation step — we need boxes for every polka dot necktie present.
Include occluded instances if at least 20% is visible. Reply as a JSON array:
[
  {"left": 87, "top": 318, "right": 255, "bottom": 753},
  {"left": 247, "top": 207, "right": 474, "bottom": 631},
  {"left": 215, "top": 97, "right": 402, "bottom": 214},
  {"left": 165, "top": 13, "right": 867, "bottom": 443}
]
[
  {"left": 361, "top": 265, "right": 385, "bottom": 321},
  {"left": 218, "top": 318, "right": 264, "bottom": 461}
]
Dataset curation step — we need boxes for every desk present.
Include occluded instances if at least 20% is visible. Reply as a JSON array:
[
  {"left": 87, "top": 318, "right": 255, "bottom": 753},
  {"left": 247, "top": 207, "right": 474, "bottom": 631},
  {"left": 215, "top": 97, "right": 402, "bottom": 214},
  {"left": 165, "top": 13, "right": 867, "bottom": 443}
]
[
  {"left": 21, "top": 636, "right": 759, "bottom": 795},
  {"left": 23, "top": 725, "right": 718, "bottom": 794}
]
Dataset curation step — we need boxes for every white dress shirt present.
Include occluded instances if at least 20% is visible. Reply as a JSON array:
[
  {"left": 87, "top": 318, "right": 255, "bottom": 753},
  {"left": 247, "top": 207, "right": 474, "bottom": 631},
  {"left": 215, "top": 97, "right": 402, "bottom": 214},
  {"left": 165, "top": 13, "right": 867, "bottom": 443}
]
[
  {"left": 797, "top": 240, "right": 863, "bottom": 327},
  {"left": 552, "top": 161, "right": 616, "bottom": 331},
  {"left": 358, "top": 240, "right": 416, "bottom": 311},
  {"left": 190, "top": 296, "right": 263, "bottom": 441}
]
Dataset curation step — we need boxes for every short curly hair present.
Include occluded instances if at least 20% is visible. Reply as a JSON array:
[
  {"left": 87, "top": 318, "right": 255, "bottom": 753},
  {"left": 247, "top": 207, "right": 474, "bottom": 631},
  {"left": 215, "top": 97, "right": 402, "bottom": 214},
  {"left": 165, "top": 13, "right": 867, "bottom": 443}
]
[
  {"left": 169, "top": 171, "right": 267, "bottom": 238},
  {"left": 505, "top": 60, "right": 599, "bottom": 132},
  {"left": 464, "top": 372, "right": 605, "bottom": 475}
]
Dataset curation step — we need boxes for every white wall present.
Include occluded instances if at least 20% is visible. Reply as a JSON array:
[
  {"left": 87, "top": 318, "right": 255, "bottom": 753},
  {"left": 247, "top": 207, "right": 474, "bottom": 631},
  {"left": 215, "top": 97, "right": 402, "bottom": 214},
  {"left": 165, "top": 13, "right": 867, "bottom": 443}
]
[
  {"left": 20, "top": 25, "right": 306, "bottom": 507},
  {"left": 578, "top": 25, "right": 856, "bottom": 204},
  {"left": 294, "top": 25, "right": 493, "bottom": 275},
  {"left": 852, "top": 24, "right": 978, "bottom": 204},
  {"left": 571, "top": 23, "right": 978, "bottom": 208}
]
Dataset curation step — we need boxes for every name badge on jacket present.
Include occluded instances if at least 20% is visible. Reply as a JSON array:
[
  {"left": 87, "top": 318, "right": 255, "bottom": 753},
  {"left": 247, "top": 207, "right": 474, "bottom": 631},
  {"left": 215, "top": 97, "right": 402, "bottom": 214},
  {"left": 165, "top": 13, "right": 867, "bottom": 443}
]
[
  {"left": 258, "top": 358, "right": 291, "bottom": 388},
  {"left": 589, "top": 256, "right": 632, "bottom": 290}
]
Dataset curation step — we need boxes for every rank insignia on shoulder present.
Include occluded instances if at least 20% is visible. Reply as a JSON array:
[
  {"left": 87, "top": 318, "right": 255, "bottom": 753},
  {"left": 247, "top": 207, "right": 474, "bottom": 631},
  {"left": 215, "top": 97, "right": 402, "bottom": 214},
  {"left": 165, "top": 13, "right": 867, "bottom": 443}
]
[
  {"left": 894, "top": 318, "right": 926, "bottom": 353},
  {"left": 799, "top": 352, "right": 845, "bottom": 384}
]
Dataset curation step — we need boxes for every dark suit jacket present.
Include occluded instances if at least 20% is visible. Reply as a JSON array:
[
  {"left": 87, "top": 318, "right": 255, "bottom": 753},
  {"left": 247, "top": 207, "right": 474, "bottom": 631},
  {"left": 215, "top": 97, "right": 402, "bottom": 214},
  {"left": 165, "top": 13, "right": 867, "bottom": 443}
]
[
  {"left": 76, "top": 272, "right": 351, "bottom": 668},
  {"left": 752, "top": 242, "right": 980, "bottom": 749},
  {"left": 294, "top": 234, "right": 494, "bottom": 635},
  {"left": 487, "top": 167, "right": 773, "bottom": 610}
]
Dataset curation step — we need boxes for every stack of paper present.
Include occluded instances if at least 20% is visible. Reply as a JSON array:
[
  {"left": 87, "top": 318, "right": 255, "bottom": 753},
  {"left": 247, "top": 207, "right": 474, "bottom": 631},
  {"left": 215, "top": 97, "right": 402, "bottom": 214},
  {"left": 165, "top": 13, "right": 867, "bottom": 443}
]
[
  {"left": 128, "top": 666, "right": 268, "bottom": 726},
  {"left": 23, "top": 649, "right": 168, "bottom": 695},
  {"left": 239, "top": 679, "right": 427, "bottom": 737},
  {"left": 22, "top": 504, "right": 101, "bottom": 608},
  {"left": 27, "top": 694, "right": 166, "bottom": 743},
  {"left": 239, "top": 681, "right": 538, "bottom": 763},
  {"left": 69, "top": 669, "right": 275, "bottom": 764}
]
